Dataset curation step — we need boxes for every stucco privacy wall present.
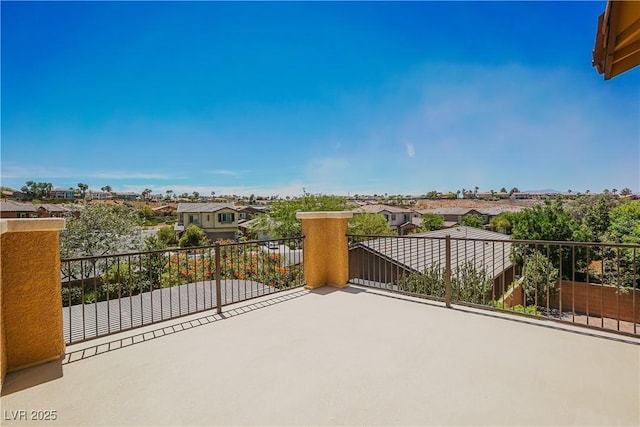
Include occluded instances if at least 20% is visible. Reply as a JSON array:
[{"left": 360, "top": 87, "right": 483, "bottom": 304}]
[
  {"left": 296, "top": 212, "right": 353, "bottom": 289},
  {"left": 0, "top": 219, "right": 65, "bottom": 389}
]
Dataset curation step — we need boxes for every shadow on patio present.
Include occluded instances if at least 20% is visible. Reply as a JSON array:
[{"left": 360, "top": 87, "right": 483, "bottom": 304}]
[{"left": 2, "top": 285, "right": 638, "bottom": 426}]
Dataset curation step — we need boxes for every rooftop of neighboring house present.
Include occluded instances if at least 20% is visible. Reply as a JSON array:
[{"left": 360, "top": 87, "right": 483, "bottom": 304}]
[
  {"left": 177, "top": 202, "right": 237, "bottom": 213},
  {"left": 416, "top": 207, "right": 482, "bottom": 216},
  {"left": 0, "top": 200, "right": 38, "bottom": 212},
  {"left": 417, "top": 206, "right": 524, "bottom": 216},
  {"left": 36, "top": 204, "right": 74, "bottom": 213},
  {"left": 352, "top": 226, "right": 512, "bottom": 278},
  {"left": 354, "top": 204, "right": 418, "bottom": 215},
  {"left": 237, "top": 205, "right": 269, "bottom": 213}
]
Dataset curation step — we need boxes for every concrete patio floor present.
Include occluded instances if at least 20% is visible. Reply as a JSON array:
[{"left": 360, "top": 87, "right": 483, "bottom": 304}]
[{"left": 2, "top": 285, "right": 639, "bottom": 426}]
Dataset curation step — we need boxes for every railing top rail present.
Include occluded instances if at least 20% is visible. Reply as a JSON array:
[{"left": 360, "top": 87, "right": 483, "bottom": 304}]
[
  {"left": 346, "top": 233, "right": 640, "bottom": 249},
  {"left": 61, "top": 236, "right": 305, "bottom": 263}
]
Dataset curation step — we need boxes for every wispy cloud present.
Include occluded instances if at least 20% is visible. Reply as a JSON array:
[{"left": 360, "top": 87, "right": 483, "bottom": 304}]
[
  {"left": 406, "top": 143, "right": 415, "bottom": 158},
  {"left": 350, "top": 62, "right": 639, "bottom": 192},
  {"left": 0, "top": 164, "right": 74, "bottom": 179}
]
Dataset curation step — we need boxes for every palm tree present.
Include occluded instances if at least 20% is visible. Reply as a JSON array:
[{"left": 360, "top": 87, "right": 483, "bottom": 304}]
[
  {"left": 78, "top": 183, "right": 89, "bottom": 199},
  {"left": 166, "top": 189, "right": 174, "bottom": 201},
  {"left": 142, "top": 188, "right": 152, "bottom": 201},
  {"left": 44, "top": 182, "right": 53, "bottom": 198}
]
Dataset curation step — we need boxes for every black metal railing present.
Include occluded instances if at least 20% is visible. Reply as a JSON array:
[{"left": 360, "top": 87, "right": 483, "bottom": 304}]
[
  {"left": 61, "top": 237, "right": 304, "bottom": 344},
  {"left": 348, "top": 234, "right": 639, "bottom": 337}
]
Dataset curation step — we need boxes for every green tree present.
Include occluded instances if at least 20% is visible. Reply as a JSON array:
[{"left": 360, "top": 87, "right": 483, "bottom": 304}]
[
  {"left": 419, "top": 213, "right": 444, "bottom": 231},
  {"left": 348, "top": 213, "right": 395, "bottom": 235},
  {"left": 510, "top": 200, "right": 585, "bottom": 281},
  {"left": 605, "top": 201, "right": 640, "bottom": 244},
  {"left": 568, "top": 194, "right": 619, "bottom": 242},
  {"left": 397, "top": 261, "right": 492, "bottom": 304},
  {"left": 20, "top": 181, "right": 53, "bottom": 199},
  {"left": 251, "top": 192, "right": 348, "bottom": 239},
  {"left": 461, "top": 214, "right": 484, "bottom": 229},
  {"left": 138, "top": 205, "right": 154, "bottom": 219},
  {"left": 489, "top": 212, "right": 515, "bottom": 234},
  {"left": 511, "top": 200, "right": 579, "bottom": 242},
  {"left": 77, "top": 183, "right": 89, "bottom": 199},
  {"left": 178, "top": 224, "right": 209, "bottom": 247},
  {"left": 157, "top": 225, "right": 178, "bottom": 246},
  {"left": 620, "top": 188, "right": 632, "bottom": 196},
  {"left": 522, "top": 251, "right": 559, "bottom": 306},
  {"left": 425, "top": 191, "right": 440, "bottom": 200},
  {"left": 60, "top": 204, "right": 143, "bottom": 259}
]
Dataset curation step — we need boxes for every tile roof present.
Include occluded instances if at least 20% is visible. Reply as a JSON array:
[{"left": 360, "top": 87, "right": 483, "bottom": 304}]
[
  {"left": 177, "top": 203, "right": 237, "bottom": 213},
  {"left": 352, "top": 226, "right": 512, "bottom": 279},
  {"left": 37, "top": 204, "right": 74, "bottom": 213},
  {"left": 354, "top": 204, "right": 417, "bottom": 214},
  {"left": 0, "top": 201, "right": 38, "bottom": 212},
  {"left": 417, "top": 207, "right": 481, "bottom": 216}
]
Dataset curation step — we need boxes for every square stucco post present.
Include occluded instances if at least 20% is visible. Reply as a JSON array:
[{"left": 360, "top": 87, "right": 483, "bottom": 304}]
[
  {"left": 296, "top": 211, "right": 353, "bottom": 289},
  {"left": 0, "top": 218, "right": 66, "bottom": 388}
]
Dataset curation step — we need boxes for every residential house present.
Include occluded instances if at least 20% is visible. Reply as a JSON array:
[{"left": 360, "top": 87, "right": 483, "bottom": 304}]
[
  {"left": 113, "top": 192, "right": 140, "bottom": 201},
  {"left": 50, "top": 188, "right": 76, "bottom": 200},
  {"left": 237, "top": 216, "right": 278, "bottom": 241},
  {"left": 417, "top": 207, "right": 523, "bottom": 227},
  {"left": 87, "top": 190, "right": 110, "bottom": 200},
  {"left": 237, "top": 205, "right": 268, "bottom": 222},
  {"left": 0, "top": 201, "right": 38, "bottom": 218},
  {"left": 353, "top": 204, "right": 421, "bottom": 235},
  {"left": 152, "top": 205, "right": 177, "bottom": 217},
  {"left": 1, "top": 190, "right": 19, "bottom": 200},
  {"left": 349, "top": 226, "right": 514, "bottom": 295},
  {"left": 417, "top": 207, "right": 484, "bottom": 225},
  {"left": 176, "top": 203, "right": 240, "bottom": 240},
  {"left": 36, "top": 204, "right": 74, "bottom": 218}
]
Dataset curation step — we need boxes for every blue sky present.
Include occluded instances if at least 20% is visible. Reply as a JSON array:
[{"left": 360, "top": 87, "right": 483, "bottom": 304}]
[{"left": 1, "top": 1, "right": 638, "bottom": 197}]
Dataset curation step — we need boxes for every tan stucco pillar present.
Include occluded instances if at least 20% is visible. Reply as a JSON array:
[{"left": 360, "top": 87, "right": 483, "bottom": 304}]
[
  {"left": 1, "top": 218, "right": 66, "bottom": 388},
  {"left": 296, "top": 211, "right": 353, "bottom": 289}
]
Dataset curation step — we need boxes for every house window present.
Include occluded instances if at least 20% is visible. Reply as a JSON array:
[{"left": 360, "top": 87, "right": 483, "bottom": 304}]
[
  {"left": 207, "top": 214, "right": 210, "bottom": 222},
  {"left": 404, "top": 214, "right": 410, "bottom": 222},
  {"left": 218, "top": 212, "right": 235, "bottom": 223},
  {"left": 384, "top": 214, "right": 389, "bottom": 222},
  {"left": 188, "top": 214, "right": 199, "bottom": 224},
  {"left": 391, "top": 214, "right": 396, "bottom": 221},
  {"left": 239, "top": 213, "right": 246, "bottom": 220}
]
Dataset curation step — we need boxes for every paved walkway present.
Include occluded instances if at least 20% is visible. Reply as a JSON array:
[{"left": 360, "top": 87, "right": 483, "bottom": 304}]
[{"left": 3, "top": 286, "right": 639, "bottom": 426}]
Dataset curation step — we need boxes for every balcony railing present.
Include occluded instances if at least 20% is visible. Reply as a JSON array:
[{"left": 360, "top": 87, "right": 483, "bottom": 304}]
[
  {"left": 348, "top": 234, "right": 640, "bottom": 337},
  {"left": 61, "top": 237, "right": 304, "bottom": 344}
]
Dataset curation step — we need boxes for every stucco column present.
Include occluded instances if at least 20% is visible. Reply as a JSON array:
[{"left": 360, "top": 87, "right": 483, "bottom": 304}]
[
  {"left": 296, "top": 211, "right": 353, "bottom": 289},
  {"left": 1, "top": 218, "right": 66, "bottom": 386}
]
